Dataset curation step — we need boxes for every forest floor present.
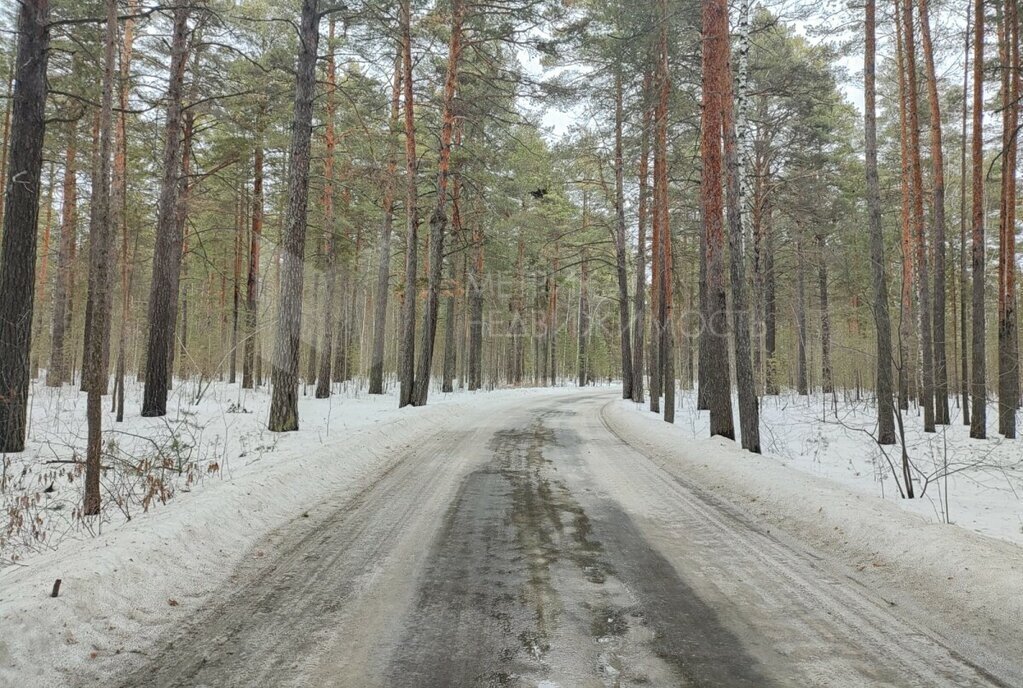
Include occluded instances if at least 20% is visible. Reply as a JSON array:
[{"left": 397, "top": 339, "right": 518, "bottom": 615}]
[{"left": 0, "top": 382, "right": 1020, "bottom": 686}]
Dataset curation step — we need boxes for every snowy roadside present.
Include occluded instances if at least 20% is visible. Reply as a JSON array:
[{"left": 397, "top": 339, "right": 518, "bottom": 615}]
[
  {"left": 604, "top": 399, "right": 1023, "bottom": 667},
  {"left": 0, "top": 383, "right": 587, "bottom": 688}
]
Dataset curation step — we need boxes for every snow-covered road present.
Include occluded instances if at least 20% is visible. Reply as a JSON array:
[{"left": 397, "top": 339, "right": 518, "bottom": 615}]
[{"left": 106, "top": 391, "right": 1019, "bottom": 688}]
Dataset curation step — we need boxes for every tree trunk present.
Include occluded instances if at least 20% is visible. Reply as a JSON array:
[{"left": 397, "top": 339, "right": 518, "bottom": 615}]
[
  {"left": 970, "top": 0, "right": 987, "bottom": 439},
  {"left": 83, "top": 0, "right": 120, "bottom": 400},
  {"left": 577, "top": 193, "right": 590, "bottom": 387},
  {"left": 169, "top": 112, "right": 194, "bottom": 386},
  {"left": 141, "top": 3, "right": 190, "bottom": 417},
  {"left": 468, "top": 214, "right": 484, "bottom": 391},
  {"left": 441, "top": 125, "right": 464, "bottom": 394},
  {"left": 229, "top": 181, "right": 242, "bottom": 384},
  {"left": 48, "top": 120, "right": 78, "bottom": 388},
  {"left": 113, "top": 0, "right": 138, "bottom": 419},
  {"left": 817, "top": 232, "right": 833, "bottom": 395},
  {"left": 83, "top": 0, "right": 117, "bottom": 515},
  {"left": 996, "top": 0, "right": 1019, "bottom": 438},
  {"left": 864, "top": 0, "right": 897, "bottom": 444},
  {"left": 578, "top": 245, "right": 589, "bottom": 388},
  {"left": 315, "top": 21, "right": 341, "bottom": 398},
  {"left": 412, "top": 0, "right": 464, "bottom": 407},
  {"left": 917, "top": 0, "right": 950, "bottom": 425},
  {"left": 268, "top": 0, "right": 319, "bottom": 431},
  {"left": 723, "top": 0, "right": 760, "bottom": 451},
  {"left": 655, "top": 0, "right": 674, "bottom": 422},
  {"left": 632, "top": 72, "right": 651, "bottom": 404},
  {"left": 243, "top": 146, "right": 263, "bottom": 389},
  {"left": 0, "top": 0, "right": 50, "bottom": 452},
  {"left": 370, "top": 52, "right": 403, "bottom": 395},
  {"left": 795, "top": 229, "right": 809, "bottom": 395},
  {"left": 960, "top": 0, "right": 972, "bottom": 427},
  {"left": 398, "top": 0, "right": 419, "bottom": 407},
  {"left": 700, "top": 0, "right": 734, "bottom": 436},
  {"left": 441, "top": 258, "right": 458, "bottom": 392},
  {"left": 511, "top": 234, "right": 524, "bottom": 385},
  {"left": 306, "top": 273, "right": 320, "bottom": 386},
  {"left": 894, "top": 5, "right": 914, "bottom": 412},
  {"left": 649, "top": 70, "right": 662, "bottom": 415},
  {"left": 763, "top": 201, "right": 777, "bottom": 395},
  {"left": 546, "top": 246, "right": 560, "bottom": 386},
  {"left": 612, "top": 67, "right": 633, "bottom": 400},
  {"left": 902, "top": 0, "right": 936, "bottom": 433},
  {"left": 31, "top": 163, "right": 54, "bottom": 380}
]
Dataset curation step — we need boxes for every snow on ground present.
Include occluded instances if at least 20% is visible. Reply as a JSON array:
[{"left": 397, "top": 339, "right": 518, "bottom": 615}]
[
  {"left": 645, "top": 390, "right": 1023, "bottom": 546},
  {"left": 3, "top": 379, "right": 1021, "bottom": 685},
  {"left": 0, "top": 376, "right": 586, "bottom": 687},
  {"left": 606, "top": 395, "right": 1023, "bottom": 669}
]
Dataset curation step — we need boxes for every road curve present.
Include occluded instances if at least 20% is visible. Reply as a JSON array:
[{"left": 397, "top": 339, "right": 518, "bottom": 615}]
[{"left": 109, "top": 391, "right": 1017, "bottom": 688}]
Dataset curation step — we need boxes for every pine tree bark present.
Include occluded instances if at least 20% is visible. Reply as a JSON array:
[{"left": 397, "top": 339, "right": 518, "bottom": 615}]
[
  {"left": 47, "top": 120, "right": 78, "bottom": 388},
  {"left": 441, "top": 257, "right": 458, "bottom": 392},
  {"left": 370, "top": 52, "right": 403, "bottom": 395},
  {"left": 467, "top": 213, "right": 484, "bottom": 391},
  {"left": 84, "top": 0, "right": 117, "bottom": 515},
  {"left": 576, "top": 192, "right": 591, "bottom": 387},
  {"left": 83, "top": 1, "right": 120, "bottom": 401},
  {"left": 894, "top": 5, "right": 914, "bottom": 412},
  {"left": 441, "top": 124, "right": 464, "bottom": 394},
  {"left": 141, "top": 3, "right": 190, "bottom": 417},
  {"left": 546, "top": 247, "right": 560, "bottom": 386},
  {"left": 113, "top": 0, "right": 138, "bottom": 420},
  {"left": 306, "top": 273, "right": 320, "bottom": 385},
  {"left": 169, "top": 112, "right": 195, "bottom": 385},
  {"left": 412, "top": 0, "right": 464, "bottom": 407},
  {"left": 655, "top": 0, "right": 674, "bottom": 422},
  {"left": 577, "top": 241, "right": 589, "bottom": 388},
  {"left": 700, "top": 0, "right": 734, "bottom": 436},
  {"left": 398, "top": 0, "right": 419, "bottom": 407},
  {"left": 864, "top": 0, "right": 897, "bottom": 444},
  {"left": 902, "top": 0, "right": 936, "bottom": 433},
  {"left": 997, "top": 0, "right": 1019, "bottom": 438},
  {"left": 0, "top": 0, "right": 50, "bottom": 452},
  {"left": 763, "top": 201, "right": 778, "bottom": 395},
  {"left": 316, "top": 19, "right": 340, "bottom": 399},
  {"left": 817, "top": 232, "right": 833, "bottom": 395},
  {"left": 960, "top": 0, "right": 972, "bottom": 427},
  {"left": 970, "top": 0, "right": 987, "bottom": 439},
  {"left": 917, "top": 0, "right": 950, "bottom": 425},
  {"left": 229, "top": 182, "right": 242, "bottom": 384},
  {"left": 243, "top": 146, "right": 263, "bottom": 389},
  {"left": 796, "top": 229, "right": 809, "bottom": 396},
  {"left": 649, "top": 70, "right": 662, "bottom": 415},
  {"left": 268, "top": 0, "right": 320, "bottom": 432},
  {"left": 612, "top": 67, "right": 634, "bottom": 400}
]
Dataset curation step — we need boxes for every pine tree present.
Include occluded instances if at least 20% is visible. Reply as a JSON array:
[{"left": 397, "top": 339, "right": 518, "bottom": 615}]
[
  {"left": 0, "top": 0, "right": 50, "bottom": 452},
  {"left": 142, "top": 4, "right": 191, "bottom": 417},
  {"left": 268, "top": 0, "right": 321, "bottom": 431}
]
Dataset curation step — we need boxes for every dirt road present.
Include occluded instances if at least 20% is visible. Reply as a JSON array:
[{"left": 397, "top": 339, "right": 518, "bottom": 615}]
[{"left": 112, "top": 392, "right": 1019, "bottom": 687}]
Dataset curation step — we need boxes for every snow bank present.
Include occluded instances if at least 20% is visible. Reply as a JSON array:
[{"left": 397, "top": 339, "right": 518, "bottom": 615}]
[
  {"left": 604, "top": 399, "right": 1023, "bottom": 669},
  {"left": 0, "top": 382, "right": 581, "bottom": 687},
  {"left": 663, "top": 391, "right": 1023, "bottom": 546}
]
